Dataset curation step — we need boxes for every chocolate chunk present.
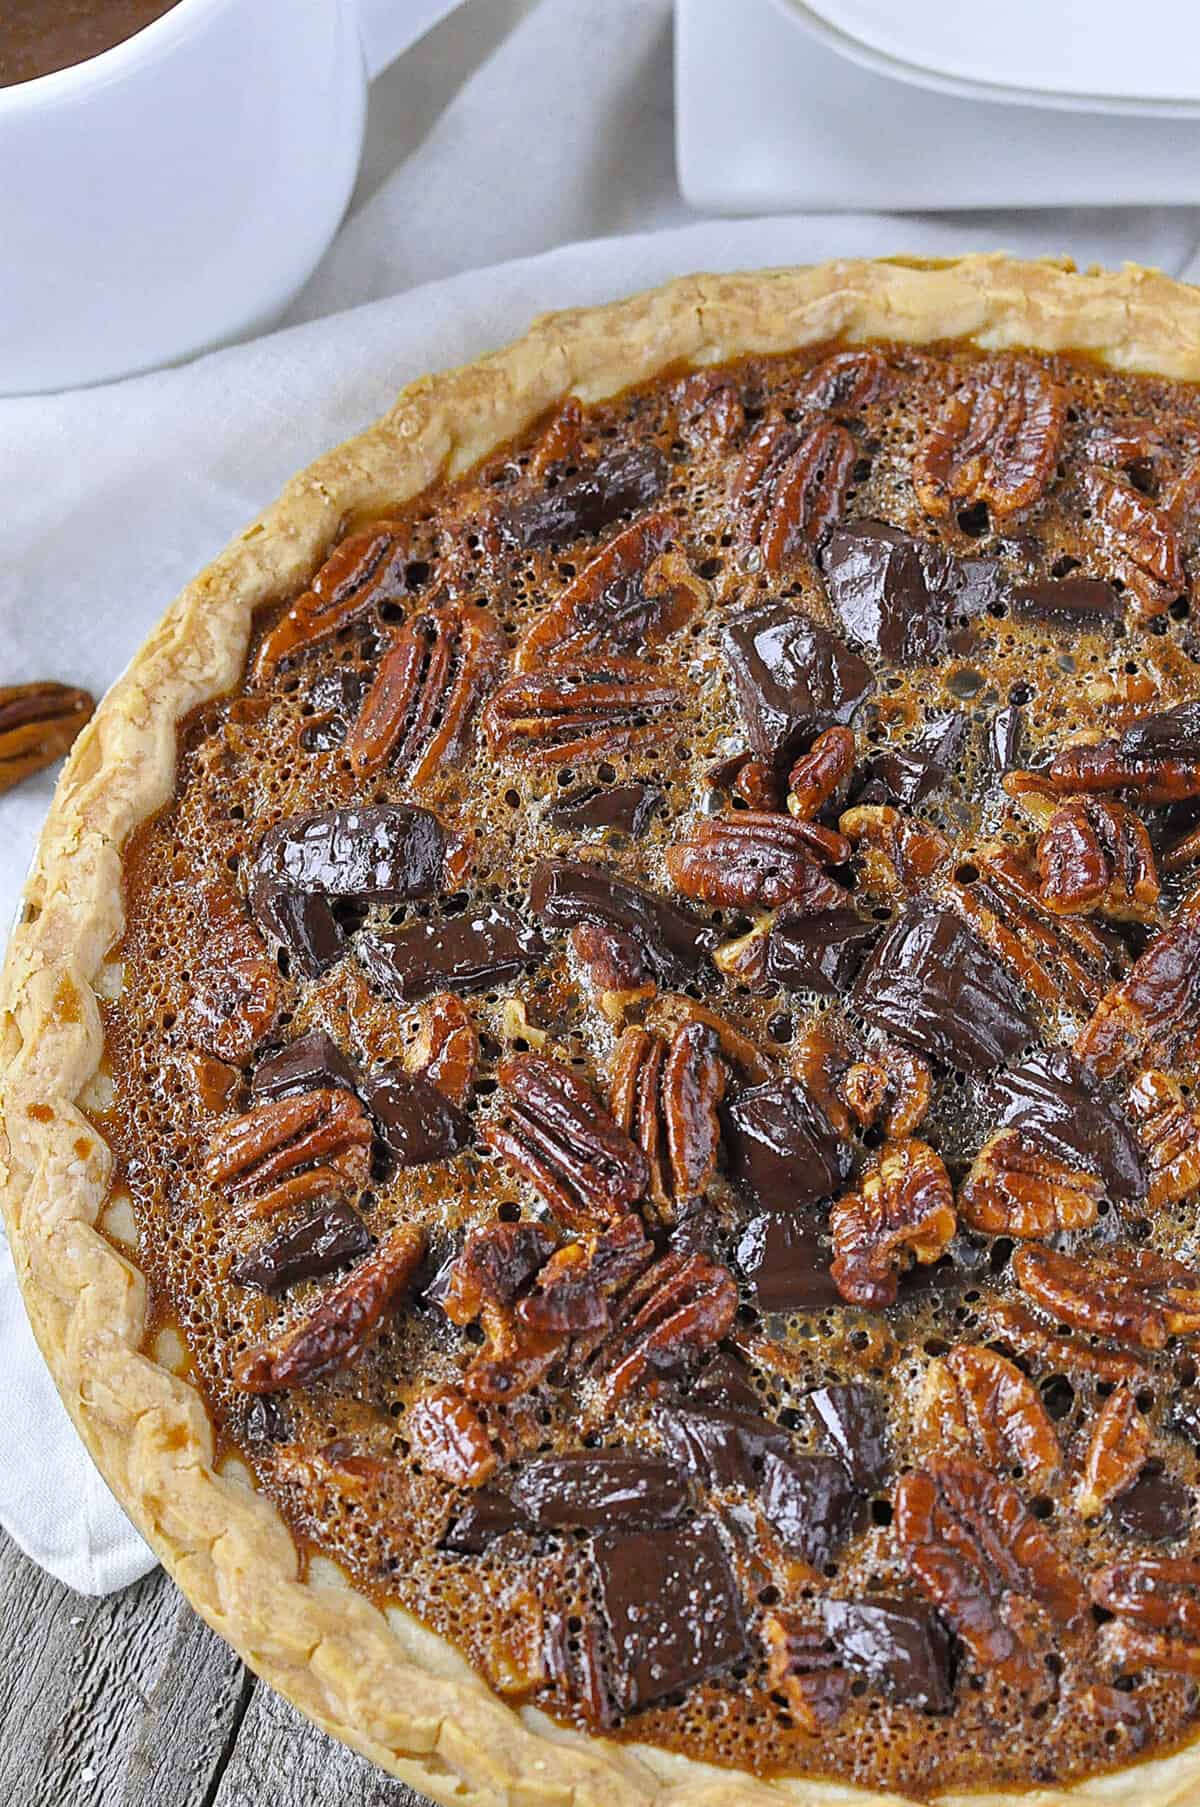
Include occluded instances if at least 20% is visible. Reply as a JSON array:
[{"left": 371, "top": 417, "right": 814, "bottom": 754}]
[
  {"left": 240, "top": 1395, "right": 291, "bottom": 1444},
  {"left": 805, "top": 1384, "right": 890, "bottom": 1492},
  {"left": 359, "top": 1069, "right": 472, "bottom": 1168},
  {"left": 821, "top": 522, "right": 1002, "bottom": 666},
  {"left": 986, "top": 703, "right": 1025, "bottom": 775},
  {"left": 722, "top": 1078, "right": 850, "bottom": 1213},
  {"left": 250, "top": 882, "right": 345, "bottom": 979},
  {"left": 547, "top": 781, "right": 661, "bottom": 837},
  {"left": 721, "top": 601, "right": 874, "bottom": 771},
  {"left": 818, "top": 1598, "right": 954, "bottom": 1712},
  {"left": 764, "top": 908, "right": 879, "bottom": 997},
  {"left": 439, "top": 1487, "right": 531, "bottom": 1554},
  {"left": 230, "top": 1201, "right": 373, "bottom": 1296},
  {"left": 668, "top": 1197, "right": 724, "bottom": 1262},
  {"left": 251, "top": 1030, "right": 358, "bottom": 1103},
  {"left": 867, "top": 711, "right": 968, "bottom": 808},
  {"left": 300, "top": 667, "right": 371, "bottom": 750},
  {"left": 593, "top": 1519, "right": 750, "bottom": 1712},
  {"left": 1120, "top": 701, "right": 1200, "bottom": 762},
  {"left": 735, "top": 1213, "right": 840, "bottom": 1311},
  {"left": 356, "top": 904, "right": 546, "bottom": 1005},
  {"left": 1111, "top": 1471, "right": 1193, "bottom": 1543},
  {"left": 759, "top": 1449, "right": 858, "bottom": 1567},
  {"left": 653, "top": 1400, "right": 792, "bottom": 1489},
  {"left": 851, "top": 902, "right": 1034, "bottom": 1075},
  {"left": 985, "top": 1047, "right": 1146, "bottom": 1204},
  {"left": 691, "top": 1351, "right": 764, "bottom": 1415},
  {"left": 530, "top": 859, "right": 717, "bottom": 986},
  {"left": 1170, "top": 1396, "right": 1200, "bottom": 1451},
  {"left": 509, "top": 1451, "right": 688, "bottom": 1531},
  {"left": 1011, "top": 576, "right": 1122, "bottom": 623},
  {"left": 502, "top": 446, "right": 667, "bottom": 548},
  {"left": 254, "top": 804, "right": 448, "bottom": 907}
]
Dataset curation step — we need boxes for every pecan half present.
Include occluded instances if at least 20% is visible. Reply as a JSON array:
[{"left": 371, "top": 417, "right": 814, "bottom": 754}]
[
  {"left": 1129, "top": 1069, "right": 1200, "bottom": 1210},
  {"left": 795, "top": 348, "right": 889, "bottom": 415},
  {"left": 1081, "top": 469, "right": 1185, "bottom": 619},
  {"left": 0, "top": 682, "right": 94, "bottom": 794},
  {"left": 403, "top": 993, "right": 479, "bottom": 1106},
  {"left": 912, "top": 359, "right": 1066, "bottom": 522},
  {"left": 569, "top": 921, "right": 657, "bottom": 1021},
  {"left": 232, "top": 1223, "right": 425, "bottom": 1391},
  {"left": 734, "top": 420, "right": 856, "bottom": 569},
  {"left": 1094, "top": 1559, "right": 1200, "bottom": 1675},
  {"left": 527, "top": 396, "right": 584, "bottom": 478},
  {"left": 482, "top": 657, "right": 686, "bottom": 765},
  {"left": 1075, "top": 891, "right": 1200, "bottom": 1077},
  {"left": 515, "top": 511, "right": 702, "bottom": 671},
  {"left": 347, "top": 602, "right": 506, "bottom": 782},
  {"left": 252, "top": 524, "right": 408, "bottom": 679},
  {"left": 665, "top": 811, "right": 848, "bottom": 912},
  {"left": 187, "top": 956, "right": 285, "bottom": 1067},
  {"left": 958, "top": 1129, "right": 1104, "bottom": 1238},
  {"left": 592, "top": 1248, "right": 738, "bottom": 1404},
  {"left": 1075, "top": 1384, "right": 1150, "bottom": 1520},
  {"left": 972, "top": 1296, "right": 1147, "bottom": 1387},
  {"left": 787, "top": 725, "right": 857, "bottom": 820},
  {"left": 920, "top": 1346, "right": 1062, "bottom": 1490},
  {"left": 206, "top": 1088, "right": 373, "bottom": 1218},
  {"left": 947, "top": 843, "right": 1127, "bottom": 1016},
  {"left": 608, "top": 1023, "right": 726, "bottom": 1223},
  {"left": 1024, "top": 724, "right": 1200, "bottom": 808},
  {"left": 406, "top": 1386, "right": 497, "bottom": 1488},
  {"left": 1036, "top": 796, "right": 1159, "bottom": 923},
  {"left": 483, "top": 1055, "right": 649, "bottom": 1230},
  {"left": 830, "top": 1139, "right": 956, "bottom": 1308},
  {"left": 799, "top": 1032, "right": 932, "bottom": 1140},
  {"left": 673, "top": 371, "right": 746, "bottom": 448},
  {"left": 1015, "top": 1244, "right": 1200, "bottom": 1350},
  {"left": 837, "top": 804, "right": 950, "bottom": 898},
  {"left": 896, "top": 1457, "right": 1086, "bottom": 1689},
  {"left": 763, "top": 1614, "right": 848, "bottom": 1731}
]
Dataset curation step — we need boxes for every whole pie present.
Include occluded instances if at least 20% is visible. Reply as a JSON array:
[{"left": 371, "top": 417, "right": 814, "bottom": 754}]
[{"left": 11, "top": 255, "right": 1200, "bottom": 1806}]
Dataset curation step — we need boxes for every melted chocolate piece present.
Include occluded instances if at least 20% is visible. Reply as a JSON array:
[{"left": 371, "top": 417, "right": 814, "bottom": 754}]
[
  {"left": 653, "top": 1400, "right": 792, "bottom": 1489},
  {"left": 356, "top": 905, "right": 546, "bottom": 1004},
  {"left": 440, "top": 1488, "right": 531, "bottom": 1554},
  {"left": 1170, "top": 1396, "right": 1200, "bottom": 1451},
  {"left": 592, "top": 1519, "right": 750, "bottom": 1713},
  {"left": 721, "top": 601, "right": 874, "bottom": 770},
  {"left": 867, "top": 711, "right": 969, "bottom": 808},
  {"left": 547, "top": 781, "right": 661, "bottom": 837},
  {"left": 530, "top": 859, "right": 717, "bottom": 986},
  {"left": 1120, "top": 701, "right": 1200, "bottom": 762},
  {"left": 691, "top": 1351, "right": 764, "bottom": 1415},
  {"left": 359, "top": 1069, "right": 473, "bottom": 1168},
  {"left": 250, "top": 883, "right": 345, "bottom": 980},
  {"left": 722, "top": 1078, "right": 850, "bottom": 1212},
  {"left": 1111, "top": 1471, "right": 1193, "bottom": 1543},
  {"left": 254, "top": 804, "right": 448, "bottom": 906},
  {"left": 668, "top": 1197, "right": 725, "bottom": 1261},
  {"left": 818, "top": 1598, "right": 954, "bottom": 1713},
  {"left": 822, "top": 522, "right": 1002, "bottom": 666},
  {"left": 230, "top": 1201, "right": 372, "bottom": 1296},
  {"left": 851, "top": 902, "right": 1034, "bottom": 1075},
  {"left": 300, "top": 667, "right": 370, "bottom": 750},
  {"left": 735, "top": 1213, "right": 840, "bottom": 1311},
  {"left": 805, "top": 1383, "right": 890, "bottom": 1492},
  {"left": 1011, "top": 577, "right": 1122, "bottom": 623},
  {"left": 502, "top": 446, "right": 667, "bottom": 548},
  {"left": 759, "top": 1449, "right": 858, "bottom": 1567},
  {"left": 985, "top": 1047, "right": 1146, "bottom": 1203},
  {"left": 240, "top": 1396, "right": 291, "bottom": 1444},
  {"left": 251, "top": 1030, "right": 357, "bottom": 1103},
  {"left": 986, "top": 703, "right": 1025, "bottom": 775},
  {"left": 764, "top": 908, "right": 879, "bottom": 997},
  {"left": 510, "top": 1451, "right": 688, "bottom": 1531}
]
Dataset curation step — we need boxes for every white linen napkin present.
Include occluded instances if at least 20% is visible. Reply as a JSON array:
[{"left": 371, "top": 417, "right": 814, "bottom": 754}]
[{"left": 4, "top": 0, "right": 1200, "bottom": 1597}]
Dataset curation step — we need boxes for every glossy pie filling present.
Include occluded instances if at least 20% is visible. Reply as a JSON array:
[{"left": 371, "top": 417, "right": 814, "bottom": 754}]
[{"left": 98, "top": 340, "right": 1200, "bottom": 1796}]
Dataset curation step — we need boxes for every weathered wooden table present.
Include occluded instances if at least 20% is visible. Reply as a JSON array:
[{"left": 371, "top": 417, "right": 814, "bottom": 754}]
[{"left": 0, "top": 1530, "right": 430, "bottom": 1806}]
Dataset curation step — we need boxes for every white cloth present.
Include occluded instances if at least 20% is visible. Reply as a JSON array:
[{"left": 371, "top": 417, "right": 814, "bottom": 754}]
[{"left": 3, "top": 0, "right": 1200, "bottom": 1597}]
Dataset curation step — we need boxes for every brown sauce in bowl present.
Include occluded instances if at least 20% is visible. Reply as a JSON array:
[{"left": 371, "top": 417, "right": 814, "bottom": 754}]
[{"left": 0, "top": 0, "right": 182, "bottom": 88}]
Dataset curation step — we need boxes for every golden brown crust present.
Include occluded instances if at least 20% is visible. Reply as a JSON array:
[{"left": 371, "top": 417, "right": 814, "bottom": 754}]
[{"left": 7, "top": 254, "right": 1200, "bottom": 1807}]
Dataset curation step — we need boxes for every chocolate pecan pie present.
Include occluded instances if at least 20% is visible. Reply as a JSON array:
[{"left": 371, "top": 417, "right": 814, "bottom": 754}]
[{"left": 14, "top": 255, "right": 1200, "bottom": 1805}]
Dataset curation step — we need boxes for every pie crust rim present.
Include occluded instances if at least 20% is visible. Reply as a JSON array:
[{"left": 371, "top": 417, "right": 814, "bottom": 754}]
[{"left": 5, "top": 253, "right": 1200, "bottom": 1807}]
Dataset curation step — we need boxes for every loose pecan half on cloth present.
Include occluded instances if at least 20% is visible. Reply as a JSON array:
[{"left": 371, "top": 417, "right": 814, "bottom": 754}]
[{"left": 0, "top": 681, "right": 95, "bottom": 795}]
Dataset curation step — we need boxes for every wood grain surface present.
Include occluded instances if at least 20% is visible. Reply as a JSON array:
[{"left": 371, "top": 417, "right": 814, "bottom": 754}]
[{"left": 0, "top": 1531, "right": 430, "bottom": 1807}]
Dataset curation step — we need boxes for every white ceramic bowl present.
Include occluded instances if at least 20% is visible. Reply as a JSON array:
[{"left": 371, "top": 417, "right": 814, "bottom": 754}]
[{"left": 0, "top": 0, "right": 459, "bottom": 394}]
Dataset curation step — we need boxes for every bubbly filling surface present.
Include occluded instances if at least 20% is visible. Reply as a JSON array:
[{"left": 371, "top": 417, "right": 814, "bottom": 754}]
[{"left": 99, "top": 340, "right": 1200, "bottom": 1796}]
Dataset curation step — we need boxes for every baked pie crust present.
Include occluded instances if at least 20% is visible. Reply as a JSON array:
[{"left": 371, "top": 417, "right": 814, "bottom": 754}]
[{"left": 7, "top": 255, "right": 1200, "bottom": 1805}]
